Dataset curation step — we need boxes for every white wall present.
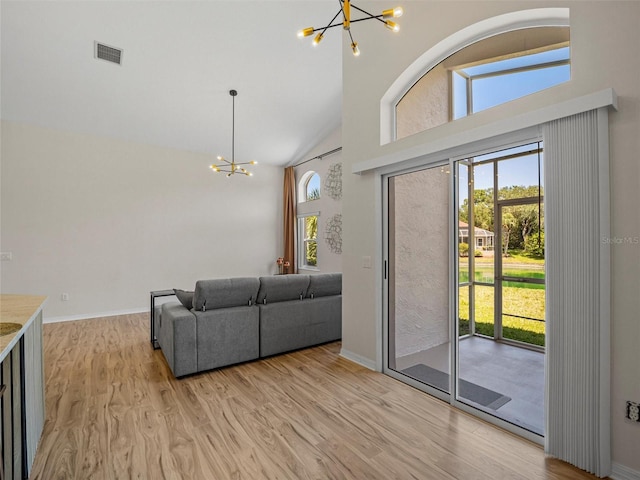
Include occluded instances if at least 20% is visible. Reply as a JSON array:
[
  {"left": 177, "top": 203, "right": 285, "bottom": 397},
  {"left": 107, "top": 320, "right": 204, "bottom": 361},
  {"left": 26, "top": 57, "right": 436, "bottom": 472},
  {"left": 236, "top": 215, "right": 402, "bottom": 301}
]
[
  {"left": 0, "top": 121, "right": 283, "bottom": 320},
  {"left": 392, "top": 167, "right": 449, "bottom": 358},
  {"left": 340, "top": 1, "right": 640, "bottom": 472},
  {"left": 294, "top": 126, "right": 342, "bottom": 274}
]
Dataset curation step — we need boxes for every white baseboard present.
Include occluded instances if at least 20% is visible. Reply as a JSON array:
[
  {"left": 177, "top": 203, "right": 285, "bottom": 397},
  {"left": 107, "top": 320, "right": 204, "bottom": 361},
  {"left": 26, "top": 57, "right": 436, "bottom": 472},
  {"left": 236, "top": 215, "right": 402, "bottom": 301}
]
[
  {"left": 43, "top": 307, "right": 148, "bottom": 324},
  {"left": 339, "top": 348, "right": 377, "bottom": 371},
  {"left": 611, "top": 463, "right": 640, "bottom": 480}
]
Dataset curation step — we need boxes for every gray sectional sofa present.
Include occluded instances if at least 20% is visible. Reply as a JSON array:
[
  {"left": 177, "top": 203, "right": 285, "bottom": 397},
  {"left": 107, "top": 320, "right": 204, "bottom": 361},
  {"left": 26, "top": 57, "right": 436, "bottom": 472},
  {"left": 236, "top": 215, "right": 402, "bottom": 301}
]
[{"left": 156, "top": 273, "right": 341, "bottom": 377}]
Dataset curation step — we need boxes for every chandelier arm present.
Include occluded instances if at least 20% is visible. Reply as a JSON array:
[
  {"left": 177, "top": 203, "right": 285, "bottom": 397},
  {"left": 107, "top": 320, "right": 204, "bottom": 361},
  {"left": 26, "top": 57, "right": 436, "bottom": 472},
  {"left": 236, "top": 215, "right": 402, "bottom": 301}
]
[
  {"left": 349, "top": 15, "right": 386, "bottom": 26},
  {"left": 312, "top": 21, "right": 345, "bottom": 33},
  {"left": 349, "top": 3, "right": 387, "bottom": 25},
  {"left": 315, "top": 10, "right": 343, "bottom": 35},
  {"left": 347, "top": 27, "right": 355, "bottom": 45},
  {"left": 217, "top": 157, "right": 232, "bottom": 165}
]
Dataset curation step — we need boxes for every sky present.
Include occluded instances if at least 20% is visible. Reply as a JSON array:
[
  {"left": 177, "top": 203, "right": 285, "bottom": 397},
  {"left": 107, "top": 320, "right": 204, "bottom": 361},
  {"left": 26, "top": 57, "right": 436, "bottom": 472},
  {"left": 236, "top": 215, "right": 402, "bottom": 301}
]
[
  {"left": 453, "top": 47, "right": 569, "bottom": 190},
  {"left": 472, "top": 144, "right": 543, "bottom": 193}
]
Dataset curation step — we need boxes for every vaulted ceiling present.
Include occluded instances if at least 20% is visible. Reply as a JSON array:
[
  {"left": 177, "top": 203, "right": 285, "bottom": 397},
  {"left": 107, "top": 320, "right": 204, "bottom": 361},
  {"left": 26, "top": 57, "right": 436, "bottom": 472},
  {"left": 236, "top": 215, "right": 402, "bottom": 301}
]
[{"left": 1, "top": 1, "right": 343, "bottom": 166}]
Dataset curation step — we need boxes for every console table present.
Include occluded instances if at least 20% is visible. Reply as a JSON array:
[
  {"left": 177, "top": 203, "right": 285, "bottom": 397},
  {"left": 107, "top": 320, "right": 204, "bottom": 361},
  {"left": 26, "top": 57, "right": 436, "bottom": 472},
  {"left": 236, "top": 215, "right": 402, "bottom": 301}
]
[
  {"left": 0, "top": 294, "right": 46, "bottom": 480},
  {"left": 150, "top": 289, "right": 175, "bottom": 349}
]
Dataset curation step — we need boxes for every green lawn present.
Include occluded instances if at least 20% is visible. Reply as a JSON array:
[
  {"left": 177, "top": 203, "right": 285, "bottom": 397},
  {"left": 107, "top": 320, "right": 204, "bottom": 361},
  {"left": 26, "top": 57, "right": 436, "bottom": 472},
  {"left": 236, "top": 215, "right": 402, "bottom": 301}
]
[
  {"left": 458, "top": 249, "right": 545, "bottom": 346},
  {"left": 458, "top": 283, "right": 546, "bottom": 346}
]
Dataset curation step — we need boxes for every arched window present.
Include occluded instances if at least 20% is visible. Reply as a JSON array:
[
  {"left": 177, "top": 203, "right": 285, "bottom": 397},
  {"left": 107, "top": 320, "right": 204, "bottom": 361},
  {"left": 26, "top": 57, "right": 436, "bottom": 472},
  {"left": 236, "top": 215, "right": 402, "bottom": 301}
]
[
  {"left": 380, "top": 8, "right": 571, "bottom": 144},
  {"left": 298, "top": 171, "right": 321, "bottom": 203},
  {"left": 396, "top": 27, "right": 570, "bottom": 140}
]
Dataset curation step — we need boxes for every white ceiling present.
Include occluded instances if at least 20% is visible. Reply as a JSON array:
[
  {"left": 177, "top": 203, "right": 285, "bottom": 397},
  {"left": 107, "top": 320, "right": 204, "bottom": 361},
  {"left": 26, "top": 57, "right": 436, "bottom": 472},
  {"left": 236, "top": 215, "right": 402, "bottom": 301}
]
[{"left": 1, "top": 1, "right": 344, "bottom": 166}]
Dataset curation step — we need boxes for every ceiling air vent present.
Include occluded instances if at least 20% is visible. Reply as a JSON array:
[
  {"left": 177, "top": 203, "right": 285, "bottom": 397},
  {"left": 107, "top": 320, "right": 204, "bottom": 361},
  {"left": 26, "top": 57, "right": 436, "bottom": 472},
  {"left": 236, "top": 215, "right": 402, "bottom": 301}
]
[{"left": 94, "top": 42, "right": 123, "bottom": 65}]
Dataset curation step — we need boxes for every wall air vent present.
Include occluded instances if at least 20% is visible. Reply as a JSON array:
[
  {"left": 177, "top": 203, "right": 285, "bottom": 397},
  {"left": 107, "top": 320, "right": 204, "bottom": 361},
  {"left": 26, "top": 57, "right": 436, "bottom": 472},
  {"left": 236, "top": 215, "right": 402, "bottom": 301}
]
[{"left": 94, "top": 42, "right": 123, "bottom": 65}]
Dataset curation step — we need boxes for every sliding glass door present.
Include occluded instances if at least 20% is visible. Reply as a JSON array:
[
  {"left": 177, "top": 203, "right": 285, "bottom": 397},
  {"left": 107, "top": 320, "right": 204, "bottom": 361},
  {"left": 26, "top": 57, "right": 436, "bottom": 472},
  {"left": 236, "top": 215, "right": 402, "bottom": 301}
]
[
  {"left": 386, "top": 164, "right": 451, "bottom": 398},
  {"left": 455, "top": 143, "right": 545, "bottom": 436},
  {"left": 384, "top": 141, "right": 546, "bottom": 441}
]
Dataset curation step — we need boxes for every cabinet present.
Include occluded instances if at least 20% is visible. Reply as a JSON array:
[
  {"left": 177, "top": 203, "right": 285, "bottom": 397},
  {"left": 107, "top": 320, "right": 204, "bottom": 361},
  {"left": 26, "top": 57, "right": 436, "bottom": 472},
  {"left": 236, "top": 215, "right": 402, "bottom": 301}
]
[{"left": 0, "top": 295, "right": 46, "bottom": 480}]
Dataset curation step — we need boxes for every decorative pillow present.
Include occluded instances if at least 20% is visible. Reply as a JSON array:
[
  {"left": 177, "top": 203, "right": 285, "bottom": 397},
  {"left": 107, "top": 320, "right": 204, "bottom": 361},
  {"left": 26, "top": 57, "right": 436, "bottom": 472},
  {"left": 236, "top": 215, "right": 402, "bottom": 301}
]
[{"left": 174, "top": 289, "right": 194, "bottom": 309}]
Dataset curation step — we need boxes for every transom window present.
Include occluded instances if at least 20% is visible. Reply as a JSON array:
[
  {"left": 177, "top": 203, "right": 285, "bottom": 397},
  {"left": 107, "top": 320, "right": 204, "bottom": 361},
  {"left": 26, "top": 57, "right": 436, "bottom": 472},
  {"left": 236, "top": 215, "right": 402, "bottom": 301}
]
[
  {"left": 453, "top": 46, "right": 570, "bottom": 119},
  {"left": 396, "top": 26, "right": 570, "bottom": 140}
]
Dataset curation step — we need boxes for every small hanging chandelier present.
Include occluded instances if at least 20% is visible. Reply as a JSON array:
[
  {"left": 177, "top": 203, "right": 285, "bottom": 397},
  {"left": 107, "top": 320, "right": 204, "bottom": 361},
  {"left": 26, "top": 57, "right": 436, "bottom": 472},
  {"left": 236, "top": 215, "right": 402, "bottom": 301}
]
[
  {"left": 297, "top": 0, "right": 403, "bottom": 57},
  {"left": 210, "top": 89, "right": 257, "bottom": 177}
]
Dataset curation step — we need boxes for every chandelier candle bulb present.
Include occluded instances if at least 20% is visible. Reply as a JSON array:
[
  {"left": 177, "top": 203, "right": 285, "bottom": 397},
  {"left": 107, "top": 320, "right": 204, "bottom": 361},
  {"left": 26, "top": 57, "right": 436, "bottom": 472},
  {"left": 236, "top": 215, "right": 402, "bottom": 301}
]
[
  {"left": 298, "top": 27, "right": 315, "bottom": 38},
  {"left": 385, "top": 20, "right": 400, "bottom": 32},
  {"left": 313, "top": 33, "right": 324, "bottom": 45},
  {"left": 382, "top": 7, "right": 403, "bottom": 18},
  {"left": 351, "top": 42, "right": 360, "bottom": 56}
]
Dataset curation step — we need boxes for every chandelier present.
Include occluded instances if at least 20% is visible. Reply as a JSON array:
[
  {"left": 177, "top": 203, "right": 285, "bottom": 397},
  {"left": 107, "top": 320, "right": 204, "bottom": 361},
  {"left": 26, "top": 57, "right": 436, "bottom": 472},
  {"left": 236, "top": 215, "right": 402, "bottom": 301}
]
[
  {"left": 297, "top": 0, "right": 403, "bottom": 57},
  {"left": 210, "top": 89, "right": 257, "bottom": 177}
]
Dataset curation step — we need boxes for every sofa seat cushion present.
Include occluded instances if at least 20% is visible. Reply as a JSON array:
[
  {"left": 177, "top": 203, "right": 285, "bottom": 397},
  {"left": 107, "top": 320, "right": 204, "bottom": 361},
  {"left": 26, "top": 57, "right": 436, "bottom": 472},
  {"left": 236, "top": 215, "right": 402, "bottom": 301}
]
[
  {"left": 307, "top": 273, "right": 342, "bottom": 298},
  {"left": 257, "top": 275, "right": 310, "bottom": 304},
  {"left": 259, "top": 295, "right": 341, "bottom": 357},
  {"left": 193, "top": 277, "right": 260, "bottom": 311}
]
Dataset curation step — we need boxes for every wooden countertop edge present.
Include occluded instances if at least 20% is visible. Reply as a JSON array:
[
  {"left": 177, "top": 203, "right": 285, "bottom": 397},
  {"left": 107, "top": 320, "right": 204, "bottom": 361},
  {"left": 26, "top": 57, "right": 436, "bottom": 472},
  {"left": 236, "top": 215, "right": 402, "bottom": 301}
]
[{"left": 0, "top": 294, "right": 48, "bottom": 362}]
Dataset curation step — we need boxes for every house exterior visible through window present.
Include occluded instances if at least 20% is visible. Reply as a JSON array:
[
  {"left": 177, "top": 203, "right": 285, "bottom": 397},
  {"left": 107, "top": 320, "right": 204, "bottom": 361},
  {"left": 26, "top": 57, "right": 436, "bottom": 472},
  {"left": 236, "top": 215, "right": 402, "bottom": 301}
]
[{"left": 298, "top": 213, "right": 318, "bottom": 269}]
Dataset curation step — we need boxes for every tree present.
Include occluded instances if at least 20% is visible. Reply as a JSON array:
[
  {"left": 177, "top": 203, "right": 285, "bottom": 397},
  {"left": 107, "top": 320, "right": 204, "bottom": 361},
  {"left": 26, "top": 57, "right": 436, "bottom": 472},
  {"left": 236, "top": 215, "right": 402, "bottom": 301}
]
[
  {"left": 307, "top": 187, "right": 320, "bottom": 201},
  {"left": 461, "top": 185, "right": 543, "bottom": 251},
  {"left": 305, "top": 215, "right": 318, "bottom": 266},
  {"left": 501, "top": 212, "right": 516, "bottom": 256},
  {"left": 524, "top": 230, "right": 545, "bottom": 257},
  {"left": 459, "top": 188, "right": 494, "bottom": 232}
]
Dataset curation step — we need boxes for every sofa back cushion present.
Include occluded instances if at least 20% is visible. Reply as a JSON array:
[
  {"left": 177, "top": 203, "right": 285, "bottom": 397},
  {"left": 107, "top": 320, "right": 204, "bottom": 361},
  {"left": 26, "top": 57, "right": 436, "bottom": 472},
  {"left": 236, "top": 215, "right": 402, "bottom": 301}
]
[
  {"left": 257, "top": 275, "right": 310, "bottom": 304},
  {"left": 306, "top": 273, "right": 342, "bottom": 298},
  {"left": 193, "top": 277, "right": 260, "bottom": 311}
]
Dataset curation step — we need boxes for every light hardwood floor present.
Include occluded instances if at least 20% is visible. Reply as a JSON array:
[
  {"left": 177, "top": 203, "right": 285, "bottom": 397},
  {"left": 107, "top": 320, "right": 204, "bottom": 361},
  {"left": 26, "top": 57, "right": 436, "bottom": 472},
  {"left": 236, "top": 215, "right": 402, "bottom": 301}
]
[{"left": 30, "top": 313, "right": 599, "bottom": 479}]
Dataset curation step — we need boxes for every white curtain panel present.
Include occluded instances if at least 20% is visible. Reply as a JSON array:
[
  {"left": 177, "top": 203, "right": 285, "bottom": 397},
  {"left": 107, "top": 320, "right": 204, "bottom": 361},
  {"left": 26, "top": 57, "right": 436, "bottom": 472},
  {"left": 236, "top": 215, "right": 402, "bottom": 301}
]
[{"left": 543, "top": 108, "right": 611, "bottom": 477}]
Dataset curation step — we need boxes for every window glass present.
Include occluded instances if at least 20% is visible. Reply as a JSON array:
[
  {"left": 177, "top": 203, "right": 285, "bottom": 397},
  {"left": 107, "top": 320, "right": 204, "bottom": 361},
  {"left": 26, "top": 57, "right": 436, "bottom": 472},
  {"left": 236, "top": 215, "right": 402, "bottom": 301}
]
[
  {"left": 471, "top": 63, "right": 570, "bottom": 113},
  {"left": 498, "top": 148, "right": 543, "bottom": 200},
  {"left": 305, "top": 173, "right": 321, "bottom": 201},
  {"left": 299, "top": 214, "right": 318, "bottom": 268}
]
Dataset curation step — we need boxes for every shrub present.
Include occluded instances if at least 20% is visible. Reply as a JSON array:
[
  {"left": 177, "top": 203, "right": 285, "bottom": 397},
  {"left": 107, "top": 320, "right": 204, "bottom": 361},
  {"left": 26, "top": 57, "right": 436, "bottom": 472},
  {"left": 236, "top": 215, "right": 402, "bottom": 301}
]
[
  {"left": 459, "top": 242, "right": 469, "bottom": 257},
  {"left": 474, "top": 249, "right": 483, "bottom": 257}
]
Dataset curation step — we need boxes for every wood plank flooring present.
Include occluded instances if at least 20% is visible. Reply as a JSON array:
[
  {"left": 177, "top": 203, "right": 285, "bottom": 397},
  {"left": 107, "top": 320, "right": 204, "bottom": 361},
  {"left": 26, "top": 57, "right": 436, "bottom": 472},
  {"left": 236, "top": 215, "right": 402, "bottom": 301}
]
[{"left": 30, "top": 313, "right": 599, "bottom": 479}]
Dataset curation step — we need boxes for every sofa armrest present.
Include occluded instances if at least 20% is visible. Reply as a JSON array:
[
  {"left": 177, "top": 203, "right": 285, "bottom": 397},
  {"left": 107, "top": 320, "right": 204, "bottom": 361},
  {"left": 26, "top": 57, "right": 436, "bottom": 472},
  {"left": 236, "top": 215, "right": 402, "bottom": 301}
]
[{"left": 158, "top": 302, "right": 197, "bottom": 377}]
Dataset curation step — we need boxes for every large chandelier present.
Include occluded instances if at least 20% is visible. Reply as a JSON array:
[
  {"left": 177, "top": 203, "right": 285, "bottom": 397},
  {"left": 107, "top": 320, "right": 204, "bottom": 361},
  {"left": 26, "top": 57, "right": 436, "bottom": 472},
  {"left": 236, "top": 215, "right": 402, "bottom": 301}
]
[
  {"left": 210, "top": 89, "right": 257, "bottom": 177},
  {"left": 297, "top": 0, "right": 403, "bottom": 57}
]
